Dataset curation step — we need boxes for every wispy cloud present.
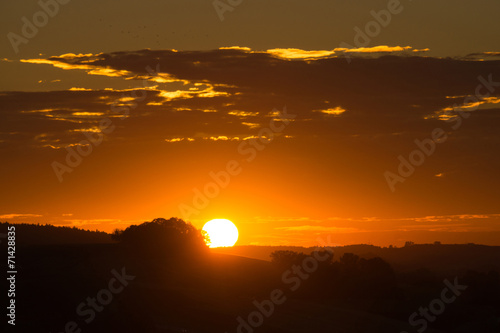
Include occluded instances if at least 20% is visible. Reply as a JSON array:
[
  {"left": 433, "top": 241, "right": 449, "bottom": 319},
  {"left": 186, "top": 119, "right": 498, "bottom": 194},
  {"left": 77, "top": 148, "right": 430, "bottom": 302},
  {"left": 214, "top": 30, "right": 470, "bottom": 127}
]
[
  {"left": 216, "top": 45, "right": 429, "bottom": 61},
  {"left": 0, "top": 213, "right": 42, "bottom": 219},
  {"left": 275, "top": 225, "right": 361, "bottom": 233}
]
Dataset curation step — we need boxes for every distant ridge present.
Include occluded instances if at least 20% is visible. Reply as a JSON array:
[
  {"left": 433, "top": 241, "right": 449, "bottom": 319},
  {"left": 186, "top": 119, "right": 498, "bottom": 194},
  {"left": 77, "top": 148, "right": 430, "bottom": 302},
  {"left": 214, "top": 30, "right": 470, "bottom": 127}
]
[
  {"left": 1, "top": 222, "right": 113, "bottom": 245},
  {"left": 212, "top": 243, "right": 500, "bottom": 274}
]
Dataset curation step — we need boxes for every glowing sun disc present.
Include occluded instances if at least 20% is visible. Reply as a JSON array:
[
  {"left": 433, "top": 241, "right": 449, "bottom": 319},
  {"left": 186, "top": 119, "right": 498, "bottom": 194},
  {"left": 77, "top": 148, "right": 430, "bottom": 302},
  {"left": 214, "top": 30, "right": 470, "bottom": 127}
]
[{"left": 202, "top": 219, "right": 239, "bottom": 248}]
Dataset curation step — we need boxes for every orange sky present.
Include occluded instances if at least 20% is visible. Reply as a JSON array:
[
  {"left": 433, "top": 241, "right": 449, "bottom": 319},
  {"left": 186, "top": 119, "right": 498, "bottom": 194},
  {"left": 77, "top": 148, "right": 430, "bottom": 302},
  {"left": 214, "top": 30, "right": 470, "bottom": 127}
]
[{"left": 1, "top": 2, "right": 500, "bottom": 247}]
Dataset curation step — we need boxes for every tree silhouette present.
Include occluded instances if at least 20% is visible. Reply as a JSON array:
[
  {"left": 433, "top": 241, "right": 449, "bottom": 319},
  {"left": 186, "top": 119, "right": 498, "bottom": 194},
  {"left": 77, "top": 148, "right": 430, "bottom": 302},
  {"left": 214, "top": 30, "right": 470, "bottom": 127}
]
[
  {"left": 112, "top": 217, "right": 208, "bottom": 259},
  {"left": 270, "top": 250, "right": 308, "bottom": 268}
]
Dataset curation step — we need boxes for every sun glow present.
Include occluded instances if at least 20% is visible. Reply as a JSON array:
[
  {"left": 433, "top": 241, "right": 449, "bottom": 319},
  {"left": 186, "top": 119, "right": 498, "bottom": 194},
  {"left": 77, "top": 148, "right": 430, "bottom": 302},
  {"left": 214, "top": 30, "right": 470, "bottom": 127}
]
[{"left": 202, "top": 219, "right": 239, "bottom": 248}]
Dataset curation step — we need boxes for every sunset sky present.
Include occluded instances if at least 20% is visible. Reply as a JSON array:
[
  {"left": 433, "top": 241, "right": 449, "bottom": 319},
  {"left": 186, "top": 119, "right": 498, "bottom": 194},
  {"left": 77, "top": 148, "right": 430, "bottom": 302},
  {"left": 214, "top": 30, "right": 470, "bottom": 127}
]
[{"left": 1, "top": 0, "right": 500, "bottom": 247}]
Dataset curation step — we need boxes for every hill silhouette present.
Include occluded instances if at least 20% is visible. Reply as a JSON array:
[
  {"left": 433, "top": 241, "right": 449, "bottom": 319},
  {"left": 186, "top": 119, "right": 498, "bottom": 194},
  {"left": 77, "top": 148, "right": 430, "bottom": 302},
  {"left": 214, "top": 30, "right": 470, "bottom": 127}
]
[
  {"left": 0, "top": 221, "right": 112, "bottom": 245},
  {"left": 4, "top": 219, "right": 500, "bottom": 332},
  {"left": 212, "top": 243, "right": 500, "bottom": 274}
]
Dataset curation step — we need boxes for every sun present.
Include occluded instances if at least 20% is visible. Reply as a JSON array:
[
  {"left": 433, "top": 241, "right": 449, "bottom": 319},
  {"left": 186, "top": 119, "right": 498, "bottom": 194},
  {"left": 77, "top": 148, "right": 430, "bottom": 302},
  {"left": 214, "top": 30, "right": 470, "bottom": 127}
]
[{"left": 202, "top": 219, "right": 239, "bottom": 248}]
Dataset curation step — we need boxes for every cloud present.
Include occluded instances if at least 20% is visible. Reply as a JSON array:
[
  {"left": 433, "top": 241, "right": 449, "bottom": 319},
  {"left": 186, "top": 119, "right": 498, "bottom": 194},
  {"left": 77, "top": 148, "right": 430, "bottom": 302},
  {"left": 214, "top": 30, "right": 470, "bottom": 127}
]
[
  {"left": 271, "top": 214, "right": 500, "bottom": 235},
  {"left": 0, "top": 214, "right": 43, "bottom": 219},
  {"left": 216, "top": 46, "right": 429, "bottom": 61},
  {"left": 63, "top": 219, "right": 120, "bottom": 227},
  {"left": 3, "top": 48, "right": 500, "bottom": 153},
  {"left": 248, "top": 217, "right": 313, "bottom": 224},
  {"left": 400, "top": 214, "right": 500, "bottom": 222},
  {"left": 219, "top": 46, "right": 252, "bottom": 51},
  {"left": 463, "top": 52, "right": 500, "bottom": 61},
  {"left": 336, "top": 45, "right": 428, "bottom": 54},
  {"left": 275, "top": 225, "right": 361, "bottom": 233},
  {"left": 163, "top": 134, "right": 292, "bottom": 143},
  {"left": 2, "top": 48, "right": 500, "bottom": 217},
  {"left": 265, "top": 48, "right": 338, "bottom": 60},
  {"left": 313, "top": 106, "right": 346, "bottom": 116}
]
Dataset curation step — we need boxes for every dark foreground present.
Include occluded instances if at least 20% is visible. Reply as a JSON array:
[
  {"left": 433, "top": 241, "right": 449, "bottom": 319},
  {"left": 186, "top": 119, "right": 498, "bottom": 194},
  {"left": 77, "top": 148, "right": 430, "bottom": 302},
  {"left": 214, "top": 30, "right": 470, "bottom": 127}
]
[{"left": 10, "top": 242, "right": 500, "bottom": 333}]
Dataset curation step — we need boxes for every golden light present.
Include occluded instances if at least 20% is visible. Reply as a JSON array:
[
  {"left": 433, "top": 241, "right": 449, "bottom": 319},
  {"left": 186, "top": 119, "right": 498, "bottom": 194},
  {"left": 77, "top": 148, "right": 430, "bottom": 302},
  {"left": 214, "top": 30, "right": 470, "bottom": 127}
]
[{"left": 202, "top": 219, "right": 239, "bottom": 248}]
